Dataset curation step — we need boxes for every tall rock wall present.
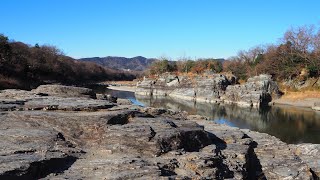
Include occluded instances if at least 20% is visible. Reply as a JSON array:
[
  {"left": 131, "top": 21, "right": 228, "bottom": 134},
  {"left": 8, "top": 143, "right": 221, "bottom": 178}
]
[{"left": 136, "top": 74, "right": 281, "bottom": 107}]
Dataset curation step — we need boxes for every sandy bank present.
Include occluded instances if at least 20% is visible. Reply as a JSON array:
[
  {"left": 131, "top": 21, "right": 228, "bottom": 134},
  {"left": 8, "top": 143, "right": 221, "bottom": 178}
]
[
  {"left": 107, "top": 85, "right": 136, "bottom": 92},
  {"left": 273, "top": 97, "right": 320, "bottom": 109},
  {"left": 272, "top": 91, "right": 320, "bottom": 110}
]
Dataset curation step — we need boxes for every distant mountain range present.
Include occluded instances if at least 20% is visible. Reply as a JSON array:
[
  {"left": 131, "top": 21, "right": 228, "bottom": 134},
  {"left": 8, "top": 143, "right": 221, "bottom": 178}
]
[{"left": 78, "top": 56, "right": 156, "bottom": 71}]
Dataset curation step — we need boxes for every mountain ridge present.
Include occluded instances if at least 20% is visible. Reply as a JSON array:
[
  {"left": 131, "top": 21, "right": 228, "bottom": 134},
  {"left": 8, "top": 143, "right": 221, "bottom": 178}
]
[{"left": 79, "top": 56, "right": 156, "bottom": 71}]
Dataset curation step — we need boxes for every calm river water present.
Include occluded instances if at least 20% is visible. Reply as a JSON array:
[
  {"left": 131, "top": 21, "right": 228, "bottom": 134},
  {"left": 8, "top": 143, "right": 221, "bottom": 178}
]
[{"left": 97, "top": 87, "right": 320, "bottom": 144}]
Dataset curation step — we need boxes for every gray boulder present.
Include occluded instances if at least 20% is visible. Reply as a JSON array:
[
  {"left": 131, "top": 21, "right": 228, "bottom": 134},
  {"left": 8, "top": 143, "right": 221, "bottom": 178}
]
[{"left": 223, "top": 74, "right": 280, "bottom": 107}]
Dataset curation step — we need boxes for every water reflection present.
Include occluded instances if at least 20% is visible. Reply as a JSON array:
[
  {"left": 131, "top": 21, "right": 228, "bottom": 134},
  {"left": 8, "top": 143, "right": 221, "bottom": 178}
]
[
  {"left": 139, "top": 95, "right": 320, "bottom": 144},
  {"left": 99, "top": 88, "right": 320, "bottom": 144}
]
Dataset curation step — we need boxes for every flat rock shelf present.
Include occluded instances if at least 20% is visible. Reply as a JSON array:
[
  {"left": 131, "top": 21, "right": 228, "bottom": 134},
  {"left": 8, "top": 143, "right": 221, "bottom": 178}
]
[{"left": 0, "top": 85, "right": 319, "bottom": 179}]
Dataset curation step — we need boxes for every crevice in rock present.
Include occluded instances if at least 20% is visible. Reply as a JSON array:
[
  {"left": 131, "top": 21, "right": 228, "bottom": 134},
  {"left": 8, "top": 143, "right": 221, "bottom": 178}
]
[
  {"left": 247, "top": 142, "right": 266, "bottom": 180},
  {"left": 0, "top": 156, "right": 77, "bottom": 180},
  {"left": 206, "top": 132, "right": 227, "bottom": 155},
  {"left": 56, "top": 132, "right": 66, "bottom": 141},
  {"left": 310, "top": 168, "right": 319, "bottom": 180},
  {"left": 134, "top": 112, "right": 155, "bottom": 118},
  {"left": 180, "top": 130, "right": 212, "bottom": 152},
  {"left": 156, "top": 129, "right": 212, "bottom": 156},
  {"left": 107, "top": 112, "right": 134, "bottom": 125},
  {"left": 159, "top": 159, "right": 178, "bottom": 177},
  {"left": 215, "top": 155, "right": 234, "bottom": 179},
  {"left": 159, "top": 167, "right": 177, "bottom": 177},
  {"left": 13, "top": 150, "right": 36, "bottom": 154},
  {"left": 164, "top": 120, "right": 177, "bottom": 128},
  {"left": 148, "top": 126, "right": 156, "bottom": 141}
]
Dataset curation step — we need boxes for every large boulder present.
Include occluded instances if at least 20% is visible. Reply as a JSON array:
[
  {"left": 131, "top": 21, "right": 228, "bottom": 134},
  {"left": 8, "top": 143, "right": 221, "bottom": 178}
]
[
  {"left": 137, "top": 73, "right": 231, "bottom": 103},
  {"left": 136, "top": 77, "right": 156, "bottom": 96},
  {"left": 246, "top": 74, "right": 281, "bottom": 98},
  {"left": 195, "top": 74, "right": 229, "bottom": 101},
  {"left": 223, "top": 74, "right": 280, "bottom": 107}
]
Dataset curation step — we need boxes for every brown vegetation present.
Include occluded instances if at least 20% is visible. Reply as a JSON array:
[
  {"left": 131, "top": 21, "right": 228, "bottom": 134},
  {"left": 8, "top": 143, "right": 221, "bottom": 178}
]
[
  {"left": 146, "top": 24, "right": 320, "bottom": 88},
  {"left": 0, "top": 34, "right": 135, "bottom": 89},
  {"left": 146, "top": 57, "right": 223, "bottom": 76},
  {"left": 280, "top": 90, "right": 320, "bottom": 101}
]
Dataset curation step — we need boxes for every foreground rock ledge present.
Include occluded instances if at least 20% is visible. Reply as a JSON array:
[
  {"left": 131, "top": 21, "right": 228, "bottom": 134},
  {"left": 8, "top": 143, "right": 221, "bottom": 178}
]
[{"left": 0, "top": 85, "right": 319, "bottom": 179}]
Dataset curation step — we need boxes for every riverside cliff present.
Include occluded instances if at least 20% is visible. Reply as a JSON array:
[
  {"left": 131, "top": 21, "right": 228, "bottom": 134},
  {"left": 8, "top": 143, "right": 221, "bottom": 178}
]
[
  {"left": 0, "top": 85, "right": 319, "bottom": 179},
  {"left": 136, "top": 73, "right": 281, "bottom": 108}
]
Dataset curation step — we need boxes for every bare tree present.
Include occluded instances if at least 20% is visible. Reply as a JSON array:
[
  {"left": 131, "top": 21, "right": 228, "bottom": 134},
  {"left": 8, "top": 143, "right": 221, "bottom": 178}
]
[{"left": 283, "top": 25, "right": 315, "bottom": 59}]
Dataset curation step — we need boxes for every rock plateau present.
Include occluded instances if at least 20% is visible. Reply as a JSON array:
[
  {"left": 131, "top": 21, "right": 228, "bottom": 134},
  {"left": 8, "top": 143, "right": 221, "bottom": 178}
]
[{"left": 0, "top": 85, "right": 318, "bottom": 179}]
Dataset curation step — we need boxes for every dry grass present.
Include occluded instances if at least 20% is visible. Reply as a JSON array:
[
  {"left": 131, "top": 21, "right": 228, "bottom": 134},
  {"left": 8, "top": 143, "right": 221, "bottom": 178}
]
[
  {"left": 278, "top": 79, "right": 320, "bottom": 100},
  {"left": 280, "top": 90, "right": 320, "bottom": 100}
]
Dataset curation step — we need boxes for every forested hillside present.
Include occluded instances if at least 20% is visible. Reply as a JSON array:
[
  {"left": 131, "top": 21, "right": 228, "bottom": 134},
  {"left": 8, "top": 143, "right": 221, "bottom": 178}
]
[
  {"left": 146, "top": 25, "right": 320, "bottom": 87},
  {"left": 0, "top": 34, "right": 135, "bottom": 89},
  {"left": 79, "top": 56, "right": 155, "bottom": 71}
]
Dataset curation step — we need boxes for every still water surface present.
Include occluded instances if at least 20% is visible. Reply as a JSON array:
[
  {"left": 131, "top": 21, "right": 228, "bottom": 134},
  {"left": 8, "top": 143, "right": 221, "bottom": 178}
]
[{"left": 99, "top": 87, "right": 320, "bottom": 144}]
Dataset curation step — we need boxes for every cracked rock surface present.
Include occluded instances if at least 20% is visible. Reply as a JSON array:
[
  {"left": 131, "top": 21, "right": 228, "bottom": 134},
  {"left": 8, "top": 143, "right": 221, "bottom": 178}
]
[{"left": 0, "top": 85, "right": 319, "bottom": 179}]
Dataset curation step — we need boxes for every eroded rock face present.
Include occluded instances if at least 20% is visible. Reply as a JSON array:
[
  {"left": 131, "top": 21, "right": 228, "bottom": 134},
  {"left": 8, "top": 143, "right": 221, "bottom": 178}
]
[
  {"left": 223, "top": 74, "right": 281, "bottom": 107},
  {"left": 195, "top": 74, "right": 229, "bottom": 100},
  {"left": 0, "top": 85, "right": 318, "bottom": 179},
  {"left": 136, "top": 74, "right": 281, "bottom": 108}
]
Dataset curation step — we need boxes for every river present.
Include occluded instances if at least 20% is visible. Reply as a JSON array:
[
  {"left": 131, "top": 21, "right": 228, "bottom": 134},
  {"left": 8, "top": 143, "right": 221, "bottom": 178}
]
[{"left": 95, "top": 86, "right": 320, "bottom": 144}]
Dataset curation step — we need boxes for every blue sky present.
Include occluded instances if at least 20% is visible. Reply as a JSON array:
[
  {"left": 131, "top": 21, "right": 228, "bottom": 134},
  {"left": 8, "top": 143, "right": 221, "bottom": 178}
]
[{"left": 1, "top": 0, "right": 320, "bottom": 59}]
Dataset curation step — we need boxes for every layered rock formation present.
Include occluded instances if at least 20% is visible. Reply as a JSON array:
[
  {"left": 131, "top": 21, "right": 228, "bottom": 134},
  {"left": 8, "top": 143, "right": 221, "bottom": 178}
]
[
  {"left": 0, "top": 85, "right": 318, "bottom": 179},
  {"left": 136, "top": 74, "right": 281, "bottom": 107}
]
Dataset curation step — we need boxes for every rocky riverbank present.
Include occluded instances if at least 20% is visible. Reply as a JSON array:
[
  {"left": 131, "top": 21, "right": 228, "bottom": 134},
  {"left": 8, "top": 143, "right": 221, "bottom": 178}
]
[
  {"left": 0, "top": 85, "right": 319, "bottom": 179},
  {"left": 136, "top": 73, "right": 281, "bottom": 108}
]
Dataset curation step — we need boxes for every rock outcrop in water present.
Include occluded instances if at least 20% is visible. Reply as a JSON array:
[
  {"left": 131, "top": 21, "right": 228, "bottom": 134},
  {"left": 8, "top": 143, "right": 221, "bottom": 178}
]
[
  {"left": 313, "top": 102, "right": 320, "bottom": 111},
  {"left": 0, "top": 85, "right": 318, "bottom": 179},
  {"left": 136, "top": 74, "right": 281, "bottom": 107}
]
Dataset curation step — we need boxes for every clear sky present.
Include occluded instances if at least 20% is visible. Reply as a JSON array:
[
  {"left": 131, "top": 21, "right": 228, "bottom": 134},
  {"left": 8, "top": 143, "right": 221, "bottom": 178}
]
[{"left": 1, "top": 0, "right": 320, "bottom": 59}]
